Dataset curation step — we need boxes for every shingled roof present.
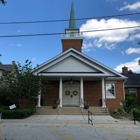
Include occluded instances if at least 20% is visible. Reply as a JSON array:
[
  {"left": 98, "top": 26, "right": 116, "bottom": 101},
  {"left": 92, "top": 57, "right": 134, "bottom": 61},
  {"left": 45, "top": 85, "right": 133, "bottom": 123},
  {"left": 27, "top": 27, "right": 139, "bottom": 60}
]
[
  {"left": 0, "top": 62, "right": 14, "bottom": 72},
  {"left": 122, "top": 73, "right": 140, "bottom": 87}
]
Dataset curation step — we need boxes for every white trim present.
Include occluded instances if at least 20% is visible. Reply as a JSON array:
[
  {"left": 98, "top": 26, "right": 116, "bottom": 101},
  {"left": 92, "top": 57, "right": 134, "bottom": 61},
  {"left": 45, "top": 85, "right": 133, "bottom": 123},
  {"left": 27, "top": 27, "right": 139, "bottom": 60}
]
[
  {"left": 36, "top": 94, "right": 41, "bottom": 107},
  {"left": 32, "top": 48, "right": 127, "bottom": 80},
  {"left": 80, "top": 77, "right": 84, "bottom": 107},
  {"left": 59, "top": 77, "right": 62, "bottom": 107},
  {"left": 101, "top": 78, "right": 106, "bottom": 108},
  {"left": 39, "top": 73, "right": 110, "bottom": 77},
  {"left": 105, "top": 82, "right": 116, "bottom": 99}
]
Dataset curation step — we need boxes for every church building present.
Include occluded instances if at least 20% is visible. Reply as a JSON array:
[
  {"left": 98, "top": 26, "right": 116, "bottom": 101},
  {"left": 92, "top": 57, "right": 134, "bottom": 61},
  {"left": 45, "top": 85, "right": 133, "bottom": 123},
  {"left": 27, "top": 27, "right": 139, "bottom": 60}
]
[{"left": 32, "top": 1, "right": 127, "bottom": 111}]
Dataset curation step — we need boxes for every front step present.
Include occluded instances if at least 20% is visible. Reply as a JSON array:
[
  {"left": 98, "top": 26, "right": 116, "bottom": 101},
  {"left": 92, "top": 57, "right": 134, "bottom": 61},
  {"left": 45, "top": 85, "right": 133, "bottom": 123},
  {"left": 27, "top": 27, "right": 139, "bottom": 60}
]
[{"left": 35, "top": 106, "right": 109, "bottom": 115}]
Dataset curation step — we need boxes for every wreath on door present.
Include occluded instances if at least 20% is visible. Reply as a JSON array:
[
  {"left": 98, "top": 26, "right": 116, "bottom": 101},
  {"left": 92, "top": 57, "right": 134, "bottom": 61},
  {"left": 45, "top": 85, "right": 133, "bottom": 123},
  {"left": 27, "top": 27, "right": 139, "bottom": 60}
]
[
  {"left": 65, "top": 90, "right": 70, "bottom": 96},
  {"left": 73, "top": 90, "right": 78, "bottom": 96}
]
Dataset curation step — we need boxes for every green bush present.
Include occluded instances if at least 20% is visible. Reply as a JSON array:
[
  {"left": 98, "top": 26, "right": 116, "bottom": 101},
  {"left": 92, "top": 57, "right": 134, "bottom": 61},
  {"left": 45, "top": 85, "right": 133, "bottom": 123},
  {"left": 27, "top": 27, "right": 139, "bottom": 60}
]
[
  {"left": 1, "top": 108, "right": 34, "bottom": 119},
  {"left": 122, "top": 94, "right": 139, "bottom": 113},
  {"left": 113, "top": 108, "right": 126, "bottom": 115},
  {"left": 84, "top": 104, "right": 89, "bottom": 109},
  {"left": 52, "top": 104, "right": 57, "bottom": 109}
]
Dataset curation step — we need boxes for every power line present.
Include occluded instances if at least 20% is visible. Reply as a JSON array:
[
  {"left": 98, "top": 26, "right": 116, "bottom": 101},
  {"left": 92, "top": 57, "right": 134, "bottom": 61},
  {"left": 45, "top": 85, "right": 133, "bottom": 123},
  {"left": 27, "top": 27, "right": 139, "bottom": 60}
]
[
  {"left": 0, "top": 25, "right": 140, "bottom": 38},
  {"left": 0, "top": 12, "right": 140, "bottom": 25}
]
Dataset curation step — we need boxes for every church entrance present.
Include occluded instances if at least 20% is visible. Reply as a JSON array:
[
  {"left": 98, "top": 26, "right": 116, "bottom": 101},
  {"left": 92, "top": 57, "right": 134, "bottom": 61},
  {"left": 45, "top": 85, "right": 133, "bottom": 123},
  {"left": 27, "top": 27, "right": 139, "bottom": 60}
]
[{"left": 62, "top": 86, "right": 80, "bottom": 106}]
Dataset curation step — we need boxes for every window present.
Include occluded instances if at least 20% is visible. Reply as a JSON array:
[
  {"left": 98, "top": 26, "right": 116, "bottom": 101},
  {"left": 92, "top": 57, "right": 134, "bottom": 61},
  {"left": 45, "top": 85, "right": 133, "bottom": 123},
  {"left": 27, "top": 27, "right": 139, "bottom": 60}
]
[
  {"left": 129, "top": 88, "right": 137, "bottom": 96},
  {"left": 106, "top": 83, "right": 116, "bottom": 98}
]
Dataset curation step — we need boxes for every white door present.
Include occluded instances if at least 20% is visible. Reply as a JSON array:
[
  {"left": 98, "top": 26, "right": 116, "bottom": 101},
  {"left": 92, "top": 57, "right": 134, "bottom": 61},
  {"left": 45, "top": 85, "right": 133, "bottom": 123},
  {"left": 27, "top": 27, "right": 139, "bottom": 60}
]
[{"left": 62, "top": 86, "right": 80, "bottom": 106}]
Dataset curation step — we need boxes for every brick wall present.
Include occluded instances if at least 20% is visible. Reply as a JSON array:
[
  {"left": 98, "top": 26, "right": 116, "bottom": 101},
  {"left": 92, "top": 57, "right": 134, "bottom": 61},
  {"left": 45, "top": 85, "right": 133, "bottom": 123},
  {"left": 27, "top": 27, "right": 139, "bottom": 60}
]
[
  {"left": 41, "top": 81, "right": 59, "bottom": 106},
  {"left": 84, "top": 80, "right": 124, "bottom": 111},
  {"left": 84, "top": 81, "right": 102, "bottom": 106},
  {"left": 106, "top": 81, "right": 124, "bottom": 111},
  {"left": 20, "top": 98, "right": 37, "bottom": 109},
  {"left": 62, "top": 39, "right": 83, "bottom": 52}
]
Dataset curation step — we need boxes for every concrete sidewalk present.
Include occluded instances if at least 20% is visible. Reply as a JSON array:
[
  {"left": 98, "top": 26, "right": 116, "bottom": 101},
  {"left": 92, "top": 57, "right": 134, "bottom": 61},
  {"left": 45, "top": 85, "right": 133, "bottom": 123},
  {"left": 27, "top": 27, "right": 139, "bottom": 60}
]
[{"left": 1, "top": 115, "right": 139, "bottom": 126}]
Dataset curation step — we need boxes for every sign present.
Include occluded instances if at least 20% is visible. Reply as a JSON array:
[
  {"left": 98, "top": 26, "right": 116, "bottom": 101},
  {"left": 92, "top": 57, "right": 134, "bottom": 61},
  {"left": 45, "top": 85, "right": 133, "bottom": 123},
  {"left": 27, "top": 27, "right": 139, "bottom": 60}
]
[{"left": 9, "top": 104, "right": 16, "bottom": 110}]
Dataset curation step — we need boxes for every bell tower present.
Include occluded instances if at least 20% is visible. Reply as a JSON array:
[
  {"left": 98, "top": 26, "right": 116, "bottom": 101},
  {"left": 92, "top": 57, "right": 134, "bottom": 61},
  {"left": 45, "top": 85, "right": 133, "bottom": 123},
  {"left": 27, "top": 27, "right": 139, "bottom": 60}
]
[{"left": 61, "top": 1, "right": 83, "bottom": 52}]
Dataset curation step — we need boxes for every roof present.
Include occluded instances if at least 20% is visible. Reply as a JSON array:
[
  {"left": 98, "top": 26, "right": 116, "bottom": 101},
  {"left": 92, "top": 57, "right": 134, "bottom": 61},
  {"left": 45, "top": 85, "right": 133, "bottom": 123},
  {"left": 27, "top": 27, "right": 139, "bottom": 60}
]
[
  {"left": 32, "top": 48, "right": 127, "bottom": 80},
  {"left": 122, "top": 73, "right": 140, "bottom": 87},
  {"left": 0, "top": 62, "right": 13, "bottom": 72}
]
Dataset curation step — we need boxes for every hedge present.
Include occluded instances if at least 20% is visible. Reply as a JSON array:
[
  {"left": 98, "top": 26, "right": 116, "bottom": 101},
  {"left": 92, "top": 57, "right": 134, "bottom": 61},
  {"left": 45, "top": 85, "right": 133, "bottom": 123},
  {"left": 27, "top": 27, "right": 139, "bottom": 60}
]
[{"left": 0, "top": 108, "right": 34, "bottom": 119}]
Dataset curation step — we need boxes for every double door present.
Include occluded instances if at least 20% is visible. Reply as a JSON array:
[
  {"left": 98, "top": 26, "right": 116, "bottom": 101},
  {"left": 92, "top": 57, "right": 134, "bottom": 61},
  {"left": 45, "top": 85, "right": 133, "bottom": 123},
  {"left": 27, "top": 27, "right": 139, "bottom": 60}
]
[{"left": 62, "top": 86, "right": 80, "bottom": 106}]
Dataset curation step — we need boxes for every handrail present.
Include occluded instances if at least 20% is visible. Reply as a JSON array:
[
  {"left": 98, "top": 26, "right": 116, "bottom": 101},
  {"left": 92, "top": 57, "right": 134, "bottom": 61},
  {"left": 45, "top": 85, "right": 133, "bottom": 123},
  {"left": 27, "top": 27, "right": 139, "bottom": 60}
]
[
  {"left": 81, "top": 98, "right": 84, "bottom": 112},
  {"left": 104, "top": 99, "right": 108, "bottom": 114},
  {"left": 88, "top": 110, "right": 93, "bottom": 125},
  {"left": 56, "top": 98, "right": 61, "bottom": 114}
]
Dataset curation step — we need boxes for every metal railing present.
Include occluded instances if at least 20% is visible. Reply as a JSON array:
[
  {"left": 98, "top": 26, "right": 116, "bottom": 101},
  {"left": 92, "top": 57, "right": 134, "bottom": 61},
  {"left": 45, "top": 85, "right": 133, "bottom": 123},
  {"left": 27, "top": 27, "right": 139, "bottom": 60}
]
[
  {"left": 56, "top": 98, "right": 61, "bottom": 114},
  {"left": 61, "top": 32, "right": 83, "bottom": 38},
  {"left": 104, "top": 99, "right": 108, "bottom": 113},
  {"left": 133, "top": 111, "right": 140, "bottom": 125},
  {"left": 88, "top": 110, "right": 93, "bottom": 125}
]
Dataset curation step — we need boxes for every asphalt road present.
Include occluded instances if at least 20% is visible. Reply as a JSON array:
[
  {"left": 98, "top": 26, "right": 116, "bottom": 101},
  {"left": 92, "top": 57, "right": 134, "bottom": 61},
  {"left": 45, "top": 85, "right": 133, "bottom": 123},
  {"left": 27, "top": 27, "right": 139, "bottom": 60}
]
[{"left": 1, "top": 124, "right": 140, "bottom": 140}]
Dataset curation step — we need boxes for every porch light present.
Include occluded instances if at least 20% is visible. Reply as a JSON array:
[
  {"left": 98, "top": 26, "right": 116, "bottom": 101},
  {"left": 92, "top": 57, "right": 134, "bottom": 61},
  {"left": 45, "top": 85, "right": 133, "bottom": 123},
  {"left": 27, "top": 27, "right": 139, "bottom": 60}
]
[{"left": 69, "top": 79, "right": 74, "bottom": 85}]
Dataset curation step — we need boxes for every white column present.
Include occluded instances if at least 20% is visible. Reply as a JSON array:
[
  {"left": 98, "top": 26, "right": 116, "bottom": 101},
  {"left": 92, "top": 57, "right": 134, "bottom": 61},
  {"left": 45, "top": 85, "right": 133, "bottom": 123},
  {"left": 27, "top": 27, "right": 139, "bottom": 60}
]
[
  {"left": 59, "top": 77, "right": 62, "bottom": 107},
  {"left": 80, "top": 77, "right": 84, "bottom": 107},
  {"left": 101, "top": 78, "right": 106, "bottom": 108},
  {"left": 36, "top": 93, "right": 41, "bottom": 107}
]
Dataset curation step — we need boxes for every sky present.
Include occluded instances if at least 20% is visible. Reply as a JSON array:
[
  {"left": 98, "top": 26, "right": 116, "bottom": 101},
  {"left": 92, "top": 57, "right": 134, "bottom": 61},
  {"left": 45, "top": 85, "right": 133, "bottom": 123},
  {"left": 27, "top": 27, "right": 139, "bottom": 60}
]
[{"left": 0, "top": 0, "right": 140, "bottom": 73}]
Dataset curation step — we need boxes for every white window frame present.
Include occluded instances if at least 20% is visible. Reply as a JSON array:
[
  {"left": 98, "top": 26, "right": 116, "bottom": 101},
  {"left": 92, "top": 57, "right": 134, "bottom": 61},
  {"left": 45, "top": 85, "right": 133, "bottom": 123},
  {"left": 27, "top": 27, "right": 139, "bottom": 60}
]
[
  {"left": 106, "top": 82, "right": 116, "bottom": 99},
  {"left": 129, "top": 88, "right": 137, "bottom": 96}
]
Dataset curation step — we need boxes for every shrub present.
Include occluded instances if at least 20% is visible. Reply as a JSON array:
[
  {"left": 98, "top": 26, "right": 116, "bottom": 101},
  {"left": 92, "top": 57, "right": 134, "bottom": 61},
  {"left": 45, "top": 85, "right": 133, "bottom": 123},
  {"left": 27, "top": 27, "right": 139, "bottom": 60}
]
[
  {"left": 122, "top": 94, "right": 139, "bottom": 113},
  {"left": 113, "top": 108, "right": 126, "bottom": 115},
  {"left": 1, "top": 108, "right": 34, "bottom": 119},
  {"left": 84, "top": 104, "right": 89, "bottom": 109},
  {"left": 52, "top": 104, "right": 57, "bottom": 109}
]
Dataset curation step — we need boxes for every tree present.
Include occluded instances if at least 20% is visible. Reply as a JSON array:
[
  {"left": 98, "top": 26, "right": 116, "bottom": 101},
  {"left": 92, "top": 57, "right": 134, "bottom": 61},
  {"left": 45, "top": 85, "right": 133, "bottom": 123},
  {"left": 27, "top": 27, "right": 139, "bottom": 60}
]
[
  {"left": 0, "top": 0, "right": 6, "bottom": 5},
  {"left": 0, "top": 60, "right": 49, "bottom": 108}
]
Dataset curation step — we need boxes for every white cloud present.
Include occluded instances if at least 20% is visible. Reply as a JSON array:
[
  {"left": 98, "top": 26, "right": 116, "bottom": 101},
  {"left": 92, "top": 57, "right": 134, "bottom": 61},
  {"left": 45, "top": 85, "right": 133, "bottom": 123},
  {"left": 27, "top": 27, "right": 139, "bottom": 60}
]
[
  {"left": 126, "top": 47, "right": 140, "bottom": 54},
  {"left": 129, "top": 33, "right": 140, "bottom": 41},
  {"left": 80, "top": 18, "right": 140, "bottom": 49},
  {"left": 114, "top": 57, "right": 140, "bottom": 72},
  {"left": 105, "top": 43, "right": 116, "bottom": 50},
  {"left": 82, "top": 42, "right": 94, "bottom": 52},
  {"left": 119, "top": 1, "right": 140, "bottom": 11},
  {"left": 17, "top": 44, "right": 22, "bottom": 47}
]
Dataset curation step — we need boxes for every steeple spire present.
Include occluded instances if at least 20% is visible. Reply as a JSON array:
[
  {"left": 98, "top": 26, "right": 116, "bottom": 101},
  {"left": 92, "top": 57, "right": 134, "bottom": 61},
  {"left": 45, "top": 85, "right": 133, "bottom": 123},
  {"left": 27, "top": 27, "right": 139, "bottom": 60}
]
[{"left": 69, "top": 1, "right": 76, "bottom": 29}]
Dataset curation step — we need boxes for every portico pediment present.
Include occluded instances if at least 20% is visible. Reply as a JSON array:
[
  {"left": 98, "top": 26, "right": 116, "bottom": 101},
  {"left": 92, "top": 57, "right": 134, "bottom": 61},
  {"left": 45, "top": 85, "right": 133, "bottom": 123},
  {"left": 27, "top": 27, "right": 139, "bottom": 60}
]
[
  {"left": 32, "top": 48, "right": 127, "bottom": 79},
  {"left": 43, "top": 56, "right": 100, "bottom": 73}
]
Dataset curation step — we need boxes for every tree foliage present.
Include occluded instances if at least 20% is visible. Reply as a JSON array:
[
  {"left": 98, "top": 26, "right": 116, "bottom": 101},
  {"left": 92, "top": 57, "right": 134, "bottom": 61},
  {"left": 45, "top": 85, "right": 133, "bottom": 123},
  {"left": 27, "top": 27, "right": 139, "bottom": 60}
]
[
  {"left": 0, "top": 60, "right": 49, "bottom": 108},
  {"left": 0, "top": 0, "right": 6, "bottom": 5}
]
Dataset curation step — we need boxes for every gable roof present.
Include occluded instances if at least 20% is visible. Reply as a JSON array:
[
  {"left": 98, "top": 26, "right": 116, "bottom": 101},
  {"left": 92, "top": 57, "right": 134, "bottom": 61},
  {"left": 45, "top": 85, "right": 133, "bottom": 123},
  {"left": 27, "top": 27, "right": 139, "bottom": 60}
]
[
  {"left": 122, "top": 73, "right": 140, "bottom": 87},
  {"left": 32, "top": 48, "right": 127, "bottom": 80},
  {"left": 0, "top": 62, "right": 13, "bottom": 72}
]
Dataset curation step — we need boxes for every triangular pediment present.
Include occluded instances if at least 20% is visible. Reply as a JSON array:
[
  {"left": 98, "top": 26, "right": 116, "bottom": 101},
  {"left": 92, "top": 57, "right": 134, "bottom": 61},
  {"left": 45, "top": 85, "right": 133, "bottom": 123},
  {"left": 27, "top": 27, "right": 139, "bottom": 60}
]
[
  {"left": 32, "top": 48, "right": 127, "bottom": 80},
  {"left": 43, "top": 56, "right": 100, "bottom": 73}
]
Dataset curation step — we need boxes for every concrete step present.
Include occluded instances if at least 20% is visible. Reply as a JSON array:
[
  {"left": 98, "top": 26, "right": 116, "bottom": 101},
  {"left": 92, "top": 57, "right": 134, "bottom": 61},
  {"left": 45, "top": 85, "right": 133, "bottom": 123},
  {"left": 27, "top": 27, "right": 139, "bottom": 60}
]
[{"left": 35, "top": 106, "right": 110, "bottom": 115}]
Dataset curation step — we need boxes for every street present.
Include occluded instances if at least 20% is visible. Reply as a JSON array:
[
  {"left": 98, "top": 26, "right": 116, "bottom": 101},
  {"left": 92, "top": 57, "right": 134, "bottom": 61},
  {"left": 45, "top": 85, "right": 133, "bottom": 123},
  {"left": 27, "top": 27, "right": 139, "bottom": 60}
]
[{"left": 1, "top": 124, "right": 140, "bottom": 140}]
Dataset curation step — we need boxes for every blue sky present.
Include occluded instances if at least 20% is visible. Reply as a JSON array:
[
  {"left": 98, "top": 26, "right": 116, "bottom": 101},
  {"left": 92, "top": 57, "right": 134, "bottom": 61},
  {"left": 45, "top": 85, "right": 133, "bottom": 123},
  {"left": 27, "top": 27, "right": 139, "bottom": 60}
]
[{"left": 0, "top": 0, "right": 140, "bottom": 73}]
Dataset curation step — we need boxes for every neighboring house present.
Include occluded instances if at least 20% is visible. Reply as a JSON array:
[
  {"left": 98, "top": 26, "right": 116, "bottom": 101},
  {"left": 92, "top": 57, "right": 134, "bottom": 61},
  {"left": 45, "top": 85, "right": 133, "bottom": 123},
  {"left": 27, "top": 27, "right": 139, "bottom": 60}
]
[
  {"left": 122, "top": 66, "right": 140, "bottom": 105},
  {"left": 0, "top": 61, "right": 16, "bottom": 77},
  {"left": 22, "top": 2, "right": 127, "bottom": 111}
]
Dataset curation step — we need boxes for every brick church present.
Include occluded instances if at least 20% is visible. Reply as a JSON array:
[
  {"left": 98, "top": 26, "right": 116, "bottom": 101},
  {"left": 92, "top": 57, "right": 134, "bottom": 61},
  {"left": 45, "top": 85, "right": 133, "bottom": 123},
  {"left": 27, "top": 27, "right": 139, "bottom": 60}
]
[{"left": 27, "top": 1, "right": 127, "bottom": 111}]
